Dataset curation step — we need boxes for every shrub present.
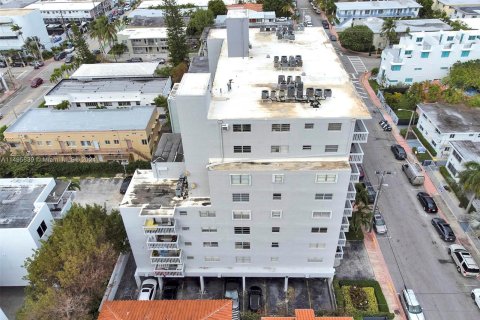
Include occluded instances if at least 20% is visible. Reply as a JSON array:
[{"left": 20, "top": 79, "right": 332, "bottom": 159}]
[
  {"left": 335, "top": 279, "right": 390, "bottom": 314},
  {"left": 342, "top": 286, "right": 378, "bottom": 313},
  {"left": 371, "top": 67, "right": 379, "bottom": 76},
  {"left": 412, "top": 127, "right": 437, "bottom": 156},
  {"left": 339, "top": 25, "right": 373, "bottom": 52},
  {"left": 442, "top": 88, "right": 464, "bottom": 104},
  {"left": 439, "top": 166, "right": 475, "bottom": 211},
  {"left": 54, "top": 100, "right": 69, "bottom": 110},
  {"left": 0, "top": 125, "right": 7, "bottom": 141},
  {"left": 38, "top": 100, "right": 47, "bottom": 108},
  {"left": 240, "top": 311, "right": 261, "bottom": 320},
  {"left": 467, "top": 94, "right": 480, "bottom": 107}
]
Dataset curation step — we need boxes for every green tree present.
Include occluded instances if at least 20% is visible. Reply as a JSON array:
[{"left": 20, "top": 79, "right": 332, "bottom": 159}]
[
  {"left": 208, "top": 0, "right": 227, "bottom": 16},
  {"left": 187, "top": 9, "right": 214, "bottom": 35},
  {"left": 55, "top": 100, "right": 70, "bottom": 110},
  {"left": 444, "top": 60, "right": 480, "bottom": 90},
  {"left": 11, "top": 24, "right": 25, "bottom": 43},
  {"left": 338, "top": 26, "right": 373, "bottom": 52},
  {"left": 381, "top": 18, "right": 397, "bottom": 47},
  {"left": 89, "top": 16, "right": 120, "bottom": 54},
  {"left": 155, "top": 66, "right": 173, "bottom": 77},
  {"left": 417, "top": 0, "right": 434, "bottom": 17},
  {"left": 171, "top": 62, "right": 188, "bottom": 83},
  {"left": 351, "top": 184, "right": 372, "bottom": 233},
  {"left": 448, "top": 20, "right": 469, "bottom": 30},
  {"left": 71, "top": 23, "right": 96, "bottom": 64},
  {"left": 163, "top": 0, "right": 188, "bottom": 65},
  {"left": 154, "top": 95, "right": 170, "bottom": 125},
  {"left": 17, "top": 204, "right": 128, "bottom": 320},
  {"left": 23, "top": 36, "right": 43, "bottom": 61},
  {"left": 110, "top": 42, "right": 128, "bottom": 62},
  {"left": 458, "top": 161, "right": 480, "bottom": 213},
  {"left": 0, "top": 125, "right": 7, "bottom": 141},
  {"left": 263, "top": 0, "right": 291, "bottom": 17}
]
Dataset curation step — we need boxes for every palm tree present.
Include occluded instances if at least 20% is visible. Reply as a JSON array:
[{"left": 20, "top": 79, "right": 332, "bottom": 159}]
[
  {"left": 110, "top": 42, "right": 127, "bottom": 62},
  {"left": 381, "top": 18, "right": 397, "bottom": 48},
  {"left": 11, "top": 24, "right": 25, "bottom": 43},
  {"left": 89, "top": 17, "right": 107, "bottom": 54},
  {"left": 281, "top": 2, "right": 292, "bottom": 16},
  {"left": 351, "top": 183, "right": 372, "bottom": 232},
  {"left": 458, "top": 161, "right": 480, "bottom": 213},
  {"left": 89, "top": 16, "right": 121, "bottom": 55}
]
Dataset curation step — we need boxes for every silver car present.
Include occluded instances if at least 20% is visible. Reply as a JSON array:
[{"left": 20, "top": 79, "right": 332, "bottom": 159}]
[
  {"left": 373, "top": 213, "right": 387, "bottom": 234},
  {"left": 401, "top": 289, "right": 425, "bottom": 320}
]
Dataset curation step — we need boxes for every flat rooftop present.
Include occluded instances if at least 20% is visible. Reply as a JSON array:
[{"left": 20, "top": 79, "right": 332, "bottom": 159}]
[
  {"left": 71, "top": 62, "right": 160, "bottom": 79},
  {"left": 153, "top": 133, "right": 184, "bottom": 162},
  {"left": 0, "top": 8, "right": 35, "bottom": 15},
  {"left": 438, "top": 0, "right": 480, "bottom": 5},
  {"left": 6, "top": 107, "right": 156, "bottom": 133},
  {"left": 46, "top": 78, "right": 169, "bottom": 98},
  {"left": 0, "top": 0, "right": 39, "bottom": 8},
  {"left": 199, "top": 27, "right": 369, "bottom": 120},
  {"left": 336, "top": 0, "right": 421, "bottom": 10},
  {"left": 418, "top": 103, "right": 480, "bottom": 133},
  {"left": 208, "top": 157, "right": 351, "bottom": 171},
  {"left": 26, "top": 1, "right": 100, "bottom": 11},
  {"left": 138, "top": 0, "right": 237, "bottom": 9},
  {"left": 450, "top": 141, "right": 480, "bottom": 162},
  {"left": 454, "top": 5, "right": 480, "bottom": 13},
  {"left": 120, "top": 170, "right": 210, "bottom": 210},
  {"left": 118, "top": 27, "right": 167, "bottom": 39},
  {"left": 0, "top": 179, "right": 47, "bottom": 229},
  {"left": 189, "top": 56, "right": 209, "bottom": 73}
]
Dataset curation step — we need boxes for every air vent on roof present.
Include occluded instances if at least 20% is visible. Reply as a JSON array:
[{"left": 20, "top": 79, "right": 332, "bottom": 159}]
[
  {"left": 273, "top": 55, "right": 302, "bottom": 69},
  {"left": 276, "top": 25, "right": 295, "bottom": 41}
]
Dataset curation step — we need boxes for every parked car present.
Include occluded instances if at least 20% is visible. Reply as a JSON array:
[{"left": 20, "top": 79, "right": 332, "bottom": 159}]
[
  {"left": 120, "top": 176, "right": 133, "bottom": 194},
  {"left": 402, "top": 160, "right": 425, "bottom": 186},
  {"left": 0, "top": 60, "right": 6, "bottom": 68},
  {"left": 379, "top": 120, "right": 392, "bottom": 131},
  {"left": 431, "top": 218, "right": 456, "bottom": 242},
  {"left": 329, "top": 35, "right": 337, "bottom": 41},
  {"left": 276, "top": 17, "right": 288, "bottom": 22},
  {"left": 127, "top": 57, "right": 143, "bottom": 62},
  {"left": 124, "top": 4, "right": 131, "bottom": 10},
  {"left": 30, "top": 77, "right": 43, "bottom": 88},
  {"left": 0, "top": 112, "right": 4, "bottom": 120},
  {"left": 417, "top": 192, "right": 438, "bottom": 213},
  {"left": 400, "top": 289, "right": 425, "bottom": 320},
  {"left": 362, "top": 180, "right": 376, "bottom": 204},
  {"left": 12, "top": 61, "right": 24, "bottom": 67},
  {"left": 449, "top": 244, "right": 480, "bottom": 277},
  {"left": 54, "top": 51, "right": 67, "bottom": 60},
  {"left": 391, "top": 144, "right": 407, "bottom": 160},
  {"left": 373, "top": 213, "right": 387, "bottom": 234},
  {"left": 224, "top": 279, "right": 240, "bottom": 310},
  {"left": 65, "top": 55, "right": 74, "bottom": 64},
  {"left": 248, "top": 286, "right": 262, "bottom": 312},
  {"left": 138, "top": 278, "right": 157, "bottom": 300},
  {"left": 33, "top": 61, "right": 44, "bottom": 69},
  {"left": 92, "top": 49, "right": 101, "bottom": 55},
  {"left": 472, "top": 288, "right": 480, "bottom": 309},
  {"left": 162, "top": 280, "right": 179, "bottom": 300}
]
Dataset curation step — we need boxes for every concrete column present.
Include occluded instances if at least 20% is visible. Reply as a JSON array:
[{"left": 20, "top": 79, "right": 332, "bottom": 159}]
[
  {"left": 200, "top": 276, "right": 205, "bottom": 293},
  {"left": 284, "top": 276, "right": 289, "bottom": 292},
  {"left": 242, "top": 276, "right": 246, "bottom": 293},
  {"left": 0, "top": 74, "right": 8, "bottom": 91},
  {"left": 134, "top": 273, "right": 141, "bottom": 288}
]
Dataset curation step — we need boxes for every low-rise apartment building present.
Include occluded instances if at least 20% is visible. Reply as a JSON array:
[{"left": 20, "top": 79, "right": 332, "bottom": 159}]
[
  {"left": 120, "top": 13, "right": 370, "bottom": 289},
  {"left": 44, "top": 77, "right": 171, "bottom": 109},
  {"left": 215, "top": 9, "right": 276, "bottom": 26},
  {"left": 118, "top": 27, "right": 168, "bottom": 56},
  {"left": 71, "top": 62, "right": 161, "bottom": 80},
  {"left": 0, "top": 8, "right": 52, "bottom": 51},
  {"left": 451, "top": 5, "right": 480, "bottom": 18},
  {"left": 445, "top": 140, "right": 480, "bottom": 179},
  {"left": 433, "top": 0, "right": 480, "bottom": 16},
  {"left": 0, "top": 178, "right": 74, "bottom": 286},
  {"left": 377, "top": 30, "right": 480, "bottom": 86},
  {"left": 416, "top": 103, "right": 480, "bottom": 158},
  {"left": 335, "top": 0, "right": 421, "bottom": 23},
  {"left": 25, "top": 0, "right": 111, "bottom": 23},
  {"left": 4, "top": 107, "right": 160, "bottom": 162}
]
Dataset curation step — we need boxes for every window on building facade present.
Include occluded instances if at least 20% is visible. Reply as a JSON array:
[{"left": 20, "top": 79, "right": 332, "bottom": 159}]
[
  {"left": 199, "top": 211, "right": 216, "bottom": 217},
  {"left": 271, "top": 257, "right": 279, "bottom": 262},
  {"left": 273, "top": 193, "right": 282, "bottom": 200},
  {"left": 81, "top": 140, "right": 91, "bottom": 146},
  {"left": 184, "top": 242, "right": 192, "bottom": 246},
  {"left": 303, "top": 145, "right": 312, "bottom": 150},
  {"left": 235, "top": 256, "right": 251, "bottom": 263},
  {"left": 452, "top": 150, "right": 462, "bottom": 162},
  {"left": 104, "top": 140, "right": 111, "bottom": 144},
  {"left": 233, "top": 124, "right": 251, "bottom": 132},
  {"left": 441, "top": 51, "right": 450, "bottom": 58},
  {"left": 447, "top": 36, "right": 454, "bottom": 41},
  {"left": 305, "top": 123, "right": 314, "bottom": 129},
  {"left": 325, "top": 145, "right": 338, "bottom": 152},
  {"left": 315, "top": 193, "right": 333, "bottom": 200},
  {"left": 36, "top": 220, "right": 47, "bottom": 238},
  {"left": 449, "top": 134, "right": 455, "bottom": 138},
  {"left": 405, "top": 50, "right": 413, "bottom": 55},
  {"left": 461, "top": 50, "right": 470, "bottom": 57},
  {"left": 391, "top": 65, "right": 401, "bottom": 71},
  {"left": 234, "top": 227, "right": 250, "bottom": 234},
  {"left": 271, "top": 210, "right": 282, "bottom": 218},
  {"left": 233, "top": 145, "right": 251, "bottom": 153},
  {"left": 315, "top": 173, "right": 337, "bottom": 183},
  {"left": 328, "top": 123, "right": 342, "bottom": 131},
  {"left": 312, "top": 211, "right": 332, "bottom": 219},
  {"left": 203, "top": 242, "right": 219, "bottom": 247},
  {"left": 232, "top": 193, "right": 250, "bottom": 202},
  {"left": 201, "top": 227, "right": 217, "bottom": 233},
  {"left": 271, "top": 124, "right": 290, "bottom": 131},
  {"left": 232, "top": 210, "right": 251, "bottom": 220},
  {"left": 271, "top": 242, "right": 279, "bottom": 248},
  {"left": 311, "top": 227, "right": 328, "bottom": 233},
  {"left": 179, "top": 210, "right": 187, "bottom": 215},
  {"left": 141, "top": 139, "right": 148, "bottom": 145},
  {"left": 405, "top": 78, "right": 413, "bottom": 83},
  {"left": 235, "top": 241, "right": 250, "bottom": 249},
  {"left": 272, "top": 174, "right": 284, "bottom": 184},
  {"left": 307, "top": 257, "right": 323, "bottom": 262},
  {"left": 421, "top": 52, "right": 430, "bottom": 58},
  {"left": 416, "top": 37, "right": 423, "bottom": 42},
  {"left": 447, "top": 162, "right": 458, "bottom": 176},
  {"left": 182, "top": 227, "right": 189, "bottom": 230},
  {"left": 272, "top": 227, "right": 280, "bottom": 233},
  {"left": 230, "top": 174, "right": 251, "bottom": 185},
  {"left": 309, "top": 243, "right": 326, "bottom": 249},
  {"left": 204, "top": 256, "right": 220, "bottom": 262},
  {"left": 113, "top": 140, "right": 120, "bottom": 144}
]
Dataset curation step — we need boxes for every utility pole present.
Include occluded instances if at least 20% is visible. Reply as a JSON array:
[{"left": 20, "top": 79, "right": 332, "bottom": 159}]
[
  {"left": 369, "top": 170, "right": 393, "bottom": 232},
  {"left": 33, "top": 37, "right": 44, "bottom": 62}
]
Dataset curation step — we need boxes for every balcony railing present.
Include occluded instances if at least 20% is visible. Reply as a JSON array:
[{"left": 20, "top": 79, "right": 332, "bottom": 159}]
[
  {"left": 349, "top": 143, "right": 364, "bottom": 163},
  {"left": 353, "top": 119, "right": 369, "bottom": 143},
  {"left": 143, "top": 218, "right": 176, "bottom": 235},
  {"left": 151, "top": 249, "right": 183, "bottom": 264},
  {"left": 341, "top": 216, "right": 350, "bottom": 232},
  {"left": 140, "top": 207, "right": 176, "bottom": 217},
  {"left": 338, "top": 231, "right": 346, "bottom": 247},
  {"left": 147, "top": 235, "right": 179, "bottom": 250},
  {"left": 350, "top": 163, "right": 360, "bottom": 183},
  {"left": 344, "top": 200, "right": 353, "bottom": 217},
  {"left": 335, "top": 246, "right": 344, "bottom": 259},
  {"left": 346, "top": 182, "right": 356, "bottom": 201},
  {"left": 337, "top": 11, "right": 416, "bottom": 19},
  {"left": 154, "top": 263, "right": 185, "bottom": 277}
]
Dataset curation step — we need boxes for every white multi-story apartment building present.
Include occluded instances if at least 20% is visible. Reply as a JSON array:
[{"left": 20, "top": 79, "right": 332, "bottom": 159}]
[
  {"left": 377, "top": 30, "right": 480, "bottom": 86},
  {"left": 117, "top": 27, "right": 168, "bottom": 56},
  {"left": 120, "top": 13, "right": 370, "bottom": 289},
  {"left": 335, "top": 0, "right": 421, "bottom": 23},
  {"left": 445, "top": 140, "right": 480, "bottom": 179},
  {"left": 451, "top": 5, "right": 480, "bottom": 18},
  {"left": 25, "top": 0, "right": 111, "bottom": 23},
  {"left": 0, "top": 178, "right": 74, "bottom": 286},
  {"left": 416, "top": 103, "right": 480, "bottom": 158},
  {"left": 0, "top": 8, "right": 52, "bottom": 51},
  {"left": 44, "top": 77, "right": 171, "bottom": 109},
  {"left": 433, "top": 0, "right": 480, "bottom": 16}
]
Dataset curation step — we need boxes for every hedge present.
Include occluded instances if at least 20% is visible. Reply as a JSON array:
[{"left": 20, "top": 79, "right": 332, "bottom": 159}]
[
  {"left": 439, "top": 166, "right": 475, "bottom": 212},
  {"left": 413, "top": 127, "right": 437, "bottom": 156},
  {"left": 342, "top": 286, "right": 378, "bottom": 314}
]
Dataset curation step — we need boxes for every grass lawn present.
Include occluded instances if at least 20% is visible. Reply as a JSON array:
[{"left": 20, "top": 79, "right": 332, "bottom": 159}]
[
  {"left": 395, "top": 109, "right": 415, "bottom": 120},
  {"left": 412, "top": 147, "right": 432, "bottom": 163},
  {"left": 368, "top": 79, "right": 379, "bottom": 93}
]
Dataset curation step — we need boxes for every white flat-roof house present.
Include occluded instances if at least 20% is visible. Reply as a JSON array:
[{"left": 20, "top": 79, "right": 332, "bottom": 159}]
[
  {"left": 0, "top": 178, "right": 74, "bottom": 286},
  {"left": 450, "top": 5, "right": 480, "bottom": 18},
  {"left": 433, "top": 0, "right": 480, "bottom": 16},
  {"left": 0, "top": 8, "right": 52, "bottom": 51},
  {"left": 120, "top": 13, "right": 370, "bottom": 289},
  {"left": 43, "top": 77, "right": 171, "bottom": 109},
  {"left": 71, "top": 62, "right": 161, "bottom": 80},
  {"left": 377, "top": 30, "right": 480, "bottom": 86},
  {"left": 335, "top": 0, "right": 421, "bottom": 23},
  {"left": 117, "top": 27, "right": 168, "bottom": 57},
  {"left": 416, "top": 103, "right": 480, "bottom": 158},
  {"left": 25, "top": 0, "right": 111, "bottom": 23},
  {"left": 445, "top": 141, "right": 480, "bottom": 179},
  {"left": 215, "top": 9, "right": 276, "bottom": 26}
]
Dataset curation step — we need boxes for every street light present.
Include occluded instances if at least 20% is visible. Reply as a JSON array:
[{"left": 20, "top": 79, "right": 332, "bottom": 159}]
[
  {"left": 369, "top": 170, "right": 393, "bottom": 232},
  {"left": 398, "top": 108, "right": 416, "bottom": 139}
]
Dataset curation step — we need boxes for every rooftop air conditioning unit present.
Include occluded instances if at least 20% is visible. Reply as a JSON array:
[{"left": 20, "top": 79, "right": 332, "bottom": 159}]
[{"left": 221, "top": 124, "right": 229, "bottom": 131}]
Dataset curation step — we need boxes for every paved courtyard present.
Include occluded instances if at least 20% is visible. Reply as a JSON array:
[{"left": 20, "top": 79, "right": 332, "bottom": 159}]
[{"left": 74, "top": 177, "right": 124, "bottom": 212}]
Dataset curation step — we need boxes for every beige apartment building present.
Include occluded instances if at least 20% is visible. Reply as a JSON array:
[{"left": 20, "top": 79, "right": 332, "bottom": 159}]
[{"left": 4, "top": 107, "right": 160, "bottom": 162}]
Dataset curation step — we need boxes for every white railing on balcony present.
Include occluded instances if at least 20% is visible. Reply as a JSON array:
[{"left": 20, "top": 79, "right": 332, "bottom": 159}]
[
  {"left": 350, "top": 163, "right": 360, "bottom": 183},
  {"left": 344, "top": 200, "right": 353, "bottom": 217},
  {"left": 349, "top": 143, "right": 364, "bottom": 163},
  {"left": 150, "top": 249, "right": 183, "bottom": 264},
  {"left": 140, "top": 206, "right": 176, "bottom": 217},
  {"left": 143, "top": 218, "right": 177, "bottom": 235},
  {"left": 352, "top": 119, "right": 369, "bottom": 143},
  {"left": 338, "top": 231, "right": 346, "bottom": 247},
  {"left": 335, "top": 246, "right": 344, "bottom": 259},
  {"left": 341, "top": 216, "right": 350, "bottom": 232},
  {"left": 147, "top": 235, "right": 179, "bottom": 250},
  {"left": 154, "top": 263, "right": 185, "bottom": 277},
  {"left": 346, "top": 182, "right": 356, "bottom": 201}
]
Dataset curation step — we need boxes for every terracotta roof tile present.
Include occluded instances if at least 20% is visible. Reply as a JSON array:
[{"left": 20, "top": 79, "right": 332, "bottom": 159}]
[
  {"left": 295, "top": 309, "right": 315, "bottom": 320},
  {"left": 261, "top": 309, "right": 354, "bottom": 320},
  {"left": 227, "top": 3, "right": 263, "bottom": 11},
  {"left": 98, "top": 300, "right": 232, "bottom": 320}
]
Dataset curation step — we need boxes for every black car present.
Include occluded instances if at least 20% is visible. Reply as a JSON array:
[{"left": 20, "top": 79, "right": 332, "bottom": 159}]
[
  {"left": 162, "top": 280, "right": 178, "bottom": 300},
  {"left": 431, "top": 218, "right": 456, "bottom": 242},
  {"left": 362, "top": 180, "right": 377, "bottom": 204},
  {"left": 0, "top": 60, "right": 6, "bottom": 68},
  {"left": 120, "top": 176, "right": 133, "bottom": 194},
  {"left": 127, "top": 57, "right": 143, "bottom": 62},
  {"left": 329, "top": 35, "right": 337, "bottom": 41},
  {"left": 390, "top": 144, "right": 407, "bottom": 160},
  {"left": 92, "top": 49, "right": 101, "bottom": 55},
  {"left": 54, "top": 51, "right": 67, "bottom": 61},
  {"left": 248, "top": 286, "right": 262, "bottom": 312},
  {"left": 417, "top": 192, "right": 438, "bottom": 213},
  {"left": 12, "top": 61, "right": 25, "bottom": 67}
]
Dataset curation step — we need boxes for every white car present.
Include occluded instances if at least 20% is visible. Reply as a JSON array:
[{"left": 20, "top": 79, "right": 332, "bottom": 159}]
[
  {"left": 64, "top": 46, "right": 75, "bottom": 54},
  {"left": 373, "top": 213, "right": 387, "bottom": 234},
  {"left": 400, "top": 289, "right": 425, "bottom": 320},
  {"left": 124, "top": 5, "right": 131, "bottom": 10},
  {"left": 472, "top": 288, "right": 480, "bottom": 309},
  {"left": 138, "top": 278, "right": 157, "bottom": 300},
  {"left": 276, "top": 17, "right": 287, "bottom": 22}
]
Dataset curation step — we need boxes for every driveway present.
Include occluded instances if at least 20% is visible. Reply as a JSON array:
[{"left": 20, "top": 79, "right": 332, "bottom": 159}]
[{"left": 74, "top": 177, "right": 124, "bottom": 212}]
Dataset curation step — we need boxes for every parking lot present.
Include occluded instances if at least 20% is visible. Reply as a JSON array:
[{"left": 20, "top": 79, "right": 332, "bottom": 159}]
[{"left": 74, "top": 177, "right": 125, "bottom": 212}]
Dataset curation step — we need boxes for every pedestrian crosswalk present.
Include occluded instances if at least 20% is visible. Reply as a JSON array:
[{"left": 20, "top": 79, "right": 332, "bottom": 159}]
[{"left": 347, "top": 56, "right": 368, "bottom": 73}]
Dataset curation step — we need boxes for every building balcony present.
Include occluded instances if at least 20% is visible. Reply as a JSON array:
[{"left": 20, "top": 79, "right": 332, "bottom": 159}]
[
  {"left": 341, "top": 216, "right": 350, "bottom": 232},
  {"left": 154, "top": 263, "right": 185, "bottom": 277},
  {"left": 353, "top": 119, "right": 369, "bottom": 143},
  {"left": 143, "top": 218, "right": 176, "bottom": 235},
  {"left": 336, "top": 11, "right": 416, "bottom": 19},
  {"left": 147, "top": 235, "right": 179, "bottom": 250},
  {"left": 140, "top": 206, "right": 176, "bottom": 218},
  {"left": 350, "top": 163, "right": 360, "bottom": 183},
  {"left": 338, "top": 231, "right": 346, "bottom": 247},
  {"left": 335, "top": 246, "right": 344, "bottom": 259},
  {"left": 349, "top": 143, "right": 364, "bottom": 163},
  {"left": 150, "top": 249, "right": 183, "bottom": 264},
  {"left": 344, "top": 200, "right": 353, "bottom": 217},
  {"left": 346, "top": 182, "right": 356, "bottom": 201}
]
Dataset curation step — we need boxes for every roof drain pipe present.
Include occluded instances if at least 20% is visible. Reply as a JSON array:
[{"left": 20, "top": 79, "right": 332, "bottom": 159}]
[{"left": 218, "top": 120, "right": 225, "bottom": 163}]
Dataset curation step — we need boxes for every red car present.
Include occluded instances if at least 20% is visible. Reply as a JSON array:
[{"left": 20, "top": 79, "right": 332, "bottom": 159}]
[{"left": 31, "top": 77, "right": 43, "bottom": 88}]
